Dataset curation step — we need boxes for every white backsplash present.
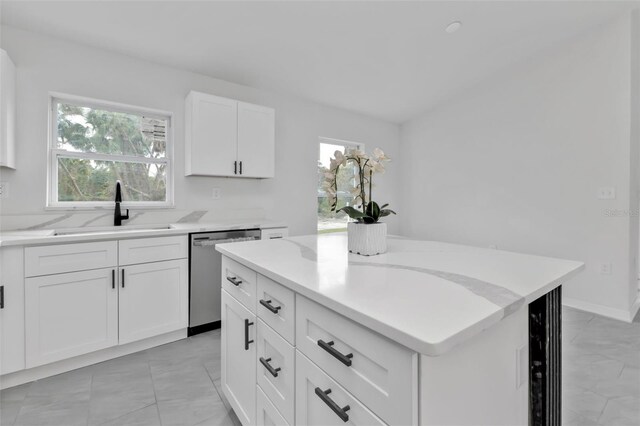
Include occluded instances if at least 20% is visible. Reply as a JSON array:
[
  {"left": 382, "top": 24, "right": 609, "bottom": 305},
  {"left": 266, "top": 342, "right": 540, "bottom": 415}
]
[{"left": 0, "top": 208, "right": 266, "bottom": 231}]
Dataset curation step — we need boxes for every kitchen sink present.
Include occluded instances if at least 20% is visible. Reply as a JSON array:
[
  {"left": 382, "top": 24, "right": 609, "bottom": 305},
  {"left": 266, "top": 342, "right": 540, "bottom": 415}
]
[{"left": 54, "top": 225, "right": 173, "bottom": 236}]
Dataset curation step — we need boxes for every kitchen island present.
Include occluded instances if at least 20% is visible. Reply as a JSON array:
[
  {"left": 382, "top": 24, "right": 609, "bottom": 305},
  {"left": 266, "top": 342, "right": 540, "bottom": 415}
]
[{"left": 217, "top": 234, "right": 584, "bottom": 425}]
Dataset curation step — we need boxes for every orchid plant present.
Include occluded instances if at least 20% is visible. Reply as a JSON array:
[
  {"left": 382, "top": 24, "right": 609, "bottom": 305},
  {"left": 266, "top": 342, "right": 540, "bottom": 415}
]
[{"left": 322, "top": 147, "right": 396, "bottom": 224}]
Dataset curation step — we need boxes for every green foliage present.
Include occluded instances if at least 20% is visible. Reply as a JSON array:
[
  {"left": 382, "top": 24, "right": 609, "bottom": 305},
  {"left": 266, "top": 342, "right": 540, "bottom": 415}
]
[
  {"left": 338, "top": 201, "right": 396, "bottom": 224},
  {"left": 56, "top": 103, "right": 167, "bottom": 203}
]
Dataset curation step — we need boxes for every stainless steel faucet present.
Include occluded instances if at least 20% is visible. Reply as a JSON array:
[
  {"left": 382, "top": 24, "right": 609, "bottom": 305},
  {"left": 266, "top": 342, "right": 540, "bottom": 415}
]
[{"left": 114, "top": 181, "right": 129, "bottom": 226}]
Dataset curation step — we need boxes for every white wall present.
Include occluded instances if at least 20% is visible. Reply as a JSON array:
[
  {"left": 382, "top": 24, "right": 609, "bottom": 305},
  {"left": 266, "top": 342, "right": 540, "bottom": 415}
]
[
  {"left": 401, "top": 15, "right": 639, "bottom": 321},
  {"left": 0, "top": 26, "right": 401, "bottom": 236}
]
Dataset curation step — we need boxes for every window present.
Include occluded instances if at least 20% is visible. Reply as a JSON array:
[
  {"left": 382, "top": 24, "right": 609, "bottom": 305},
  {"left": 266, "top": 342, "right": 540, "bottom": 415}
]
[
  {"left": 48, "top": 95, "right": 173, "bottom": 208},
  {"left": 317, "top": 137, "right": 363, "bottom": 233}
]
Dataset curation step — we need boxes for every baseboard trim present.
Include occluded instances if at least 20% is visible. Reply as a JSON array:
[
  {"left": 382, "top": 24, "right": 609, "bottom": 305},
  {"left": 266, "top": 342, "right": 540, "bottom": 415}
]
[
  {"left": 563, "top": 297, "right": 634, "bottom": 323},
  {"left": 0, "top": 329, "right": 187, "bottom": 389}
]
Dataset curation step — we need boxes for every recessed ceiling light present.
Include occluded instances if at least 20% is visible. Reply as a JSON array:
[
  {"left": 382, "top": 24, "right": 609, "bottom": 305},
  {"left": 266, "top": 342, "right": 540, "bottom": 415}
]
[{"left": 445, "top": 21, "right": 462, "bottom": 34}]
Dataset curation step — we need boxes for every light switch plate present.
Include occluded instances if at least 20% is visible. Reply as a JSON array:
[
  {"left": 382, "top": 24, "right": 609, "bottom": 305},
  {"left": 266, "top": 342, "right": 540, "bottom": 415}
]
[{"left": 597, "top": 187, "right": 616, "bottom": 199}]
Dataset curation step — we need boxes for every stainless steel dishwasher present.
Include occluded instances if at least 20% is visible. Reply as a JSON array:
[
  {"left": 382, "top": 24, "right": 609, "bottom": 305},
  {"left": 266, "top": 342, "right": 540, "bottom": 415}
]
[{"left": 189, "top": 229, "right": 261, "bottom": 335}]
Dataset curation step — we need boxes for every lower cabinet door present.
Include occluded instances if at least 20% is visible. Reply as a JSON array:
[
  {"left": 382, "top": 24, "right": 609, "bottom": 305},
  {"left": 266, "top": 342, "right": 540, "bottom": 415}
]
[
  {"left": 296, "top": 350, "right": 387, "bottom": 426},
  {"left": 1, "top": 246, "right": 25, "bottom": 375},
  {"left": 257, "top": 386, "right": 289, "bottom": 426},
  {"left": 256, "top": 319, "right": 294, "bottom": 424},
  {"left": 25, "top": 268, "right": 118, "bottom": 367},
  {"left": 222, "top": 290, "right": 256, "bottom": 426},
  {"left": 118, "top": 259, "right": 188, "bottom": 344}
]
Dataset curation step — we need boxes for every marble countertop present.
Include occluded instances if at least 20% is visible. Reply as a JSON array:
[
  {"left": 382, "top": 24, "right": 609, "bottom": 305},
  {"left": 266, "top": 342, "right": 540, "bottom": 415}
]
[
  {"left": 216, "top": 233, "right": 584, "bottom": 356},
  {"left": 0, "top": 220, "right": 287, "bottom": 247}
]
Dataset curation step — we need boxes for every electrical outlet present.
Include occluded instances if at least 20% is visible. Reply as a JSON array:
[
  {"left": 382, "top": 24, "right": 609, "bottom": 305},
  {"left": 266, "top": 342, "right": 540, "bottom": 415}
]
[
  {"left": 0, "top": 182, "right": 8, "bottom": 199},
  {"left": 211, "top": 187, "right": 221, "bottom": 200},
  {"left": 597, "top": 187, "right": 616, "bottom": 200},
  {"left": 599, "top": 262, "right": 612, "bottom": 275}
]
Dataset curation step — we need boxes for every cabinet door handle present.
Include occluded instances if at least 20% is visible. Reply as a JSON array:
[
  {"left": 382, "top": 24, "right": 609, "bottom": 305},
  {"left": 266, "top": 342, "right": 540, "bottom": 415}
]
[
  {"left": 239, "top": 161, "right": 243, "bottom": 175},
  {"left": 244, "top": 319, "right": 254, "bottom": 350},
  {"left": 0, "top": 285, "right": 4, "bottom": 309},
  {"left": 317, "top": 340, "right": 353, "bottom": 367},
  {"left": 259, "top": 357, "right": 281, "bottom": 377},
  {"left": 111, "top": 270, "right": 115, "bottom": 289},
  {"left": 259, "top": 299, "right": 281, "bottom": 314},
  {"left": 121, "top": 269, "right": 125, "bottom": 288},
  {"left": 315, "top": 388, "right": 350, "bottom": 422},
  {"left": 226, "top": 276, "right": 242, "bottom": 286},
  {"left": 234, "top": 161, "right": 237, "bottom": 175}
]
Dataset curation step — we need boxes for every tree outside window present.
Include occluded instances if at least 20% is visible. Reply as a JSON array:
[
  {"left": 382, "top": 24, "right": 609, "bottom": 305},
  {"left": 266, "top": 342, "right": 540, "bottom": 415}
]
[{"left": 49, "top": 96, "right": 172, "bottom": 208}]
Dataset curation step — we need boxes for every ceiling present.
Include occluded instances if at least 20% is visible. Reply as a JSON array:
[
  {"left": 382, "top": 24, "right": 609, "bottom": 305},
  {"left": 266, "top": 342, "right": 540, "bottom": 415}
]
[{"left": 1, "top": 1, "right": 637, "bottom": 123}]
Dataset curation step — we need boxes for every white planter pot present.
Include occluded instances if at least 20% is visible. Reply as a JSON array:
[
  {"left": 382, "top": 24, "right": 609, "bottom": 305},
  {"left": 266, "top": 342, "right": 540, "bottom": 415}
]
[{"left": 347, "top": 222, "right": 387, "bottom": 256}]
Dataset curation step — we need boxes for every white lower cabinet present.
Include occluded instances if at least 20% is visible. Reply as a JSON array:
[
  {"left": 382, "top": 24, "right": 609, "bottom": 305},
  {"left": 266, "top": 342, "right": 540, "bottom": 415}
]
[
  {"left": 222, "top": 290, "right": 256, "bottom": 426},
  {"left": 119, "top": 260, "right": 188, "bottom": 344},
  {"left": 295, "top": 351, "right": 386, "bottom": 426},
  {"left": 19, "top": 236, "right": 189, "bottom": 372},
  {"left": 257, "top": 385, "right": 289, "bottom": 426},
  {"left": 256, "top": 319, "right": 295, "bottom": 424},
  {"left": 25, "top": 268, "right": 118, "bottom": 367},
  {"left": 0, "top": 246, "right": 25, "bottom": 375}
]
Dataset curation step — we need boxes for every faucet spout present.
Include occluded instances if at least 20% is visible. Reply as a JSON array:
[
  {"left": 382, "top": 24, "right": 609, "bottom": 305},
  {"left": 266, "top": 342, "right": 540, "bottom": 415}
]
[{"left": 114, "top": 181, "right": 129, "bottom": 226}]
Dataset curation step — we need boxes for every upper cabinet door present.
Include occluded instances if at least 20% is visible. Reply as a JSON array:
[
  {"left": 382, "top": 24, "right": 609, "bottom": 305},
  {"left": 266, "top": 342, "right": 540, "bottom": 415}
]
[
  {"left": 0, "top": 49, "right": 16, "bottom": 169},
  {"left": 237, "top": 102, "right": 275, "bottom": 178},
  {"left": 185, "top": 92, "right": 238, "bottom": 176}
]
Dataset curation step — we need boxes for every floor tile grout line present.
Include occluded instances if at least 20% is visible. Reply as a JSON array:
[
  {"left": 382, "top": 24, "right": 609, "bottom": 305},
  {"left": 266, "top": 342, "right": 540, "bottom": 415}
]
[{"left": 95, "top": 402, "right": 157, "bottom": 426}]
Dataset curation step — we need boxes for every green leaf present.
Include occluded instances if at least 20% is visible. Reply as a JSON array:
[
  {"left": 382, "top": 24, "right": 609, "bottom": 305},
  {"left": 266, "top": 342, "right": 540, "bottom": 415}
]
[
  {"left": 338, "top": 206, "right": 368, "bottom": 219},
  {"left": 379, "top": 203, "right": 389, "bottom": 209},
  {"left": 365, "top": 201, "right": 380, "bottom": 221},
  {"left": 379, "top": 209, "right": 396, "bottom": 217}
]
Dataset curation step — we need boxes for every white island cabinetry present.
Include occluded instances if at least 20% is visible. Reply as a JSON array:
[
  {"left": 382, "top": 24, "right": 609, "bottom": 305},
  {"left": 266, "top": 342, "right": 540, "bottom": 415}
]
[{"left": 217, "top": 234, "right": 584, "bottom": 426}]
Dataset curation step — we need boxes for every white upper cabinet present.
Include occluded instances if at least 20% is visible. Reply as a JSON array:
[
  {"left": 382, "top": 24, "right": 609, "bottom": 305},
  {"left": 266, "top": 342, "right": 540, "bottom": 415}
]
[
  {"left": 185, "top": 91, "right": 275, "bottom": 178},
  {"left": 237, "top": 101, "right": 275, "bottom": 178},
  {"left": 0, "top": 49, "right": 16, "bottom": 169}
]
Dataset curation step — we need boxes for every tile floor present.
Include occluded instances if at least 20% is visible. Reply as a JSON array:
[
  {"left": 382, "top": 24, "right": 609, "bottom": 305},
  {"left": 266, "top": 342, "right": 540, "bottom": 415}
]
[
  {"left": 0, "top": 330, "right": 240, "bottom": 426},
  {"left": 0, "top": 307, "right": 638, "bottom": 426},
  {"left": 563, "top": 307, "right": 640, "bottom": 425}
]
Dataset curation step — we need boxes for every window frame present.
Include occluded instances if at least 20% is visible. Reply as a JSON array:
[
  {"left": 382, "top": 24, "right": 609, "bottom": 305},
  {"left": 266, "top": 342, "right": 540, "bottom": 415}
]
[
  {"left": 47, "top": 93, "right": 174, "bottom": 210},
  {"left": 317, "top": 136, "right": 365, "bottom": 233}
]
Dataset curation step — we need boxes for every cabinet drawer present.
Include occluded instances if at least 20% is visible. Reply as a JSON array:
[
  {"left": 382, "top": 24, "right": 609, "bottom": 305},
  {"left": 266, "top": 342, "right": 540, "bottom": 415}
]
[
  {"left": 257, "top": 386, "right": 289, "bottom": 426},
  {"left": 257, "top": 274, "right": 295, "bottom": 344},
  {"left": 296, "top": 351, "right": 387, "bottom": 426},
  {"left": 118, "top": 236, "right": 187, "bottom": 265},
  {"left": 257, "top": 319, "right": 295, "bottom": 424},
  {"left": 260, "top": 227, "right": 289, "bottom": 240},
  {"left": 25, "top": 241, "right": 117, "bottom": 277},
  {"left": 222, "top": 256, "right": 257, "bottom": 312},
  {"left": 296, "top": 295, "right": 418, "bottom": 425}
]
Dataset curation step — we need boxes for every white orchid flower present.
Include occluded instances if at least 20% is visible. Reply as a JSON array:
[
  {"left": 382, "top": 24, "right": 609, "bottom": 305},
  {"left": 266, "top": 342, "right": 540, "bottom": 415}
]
[{"left": 373, "top": 148, "right": 386, "bottom": 160}]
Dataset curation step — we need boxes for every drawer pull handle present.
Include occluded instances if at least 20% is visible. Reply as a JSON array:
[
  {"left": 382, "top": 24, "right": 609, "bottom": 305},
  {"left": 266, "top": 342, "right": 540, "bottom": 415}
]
[
  {"left": 111, "top": 269, "right": 115, "bottom": 289},
  {"left": 227, "top": 276, "right": 242, "bottom": 286},
  {"left": 259, "top": 357, "right": 281, "bottom": 377},
  {"left": 317, "top": 340, "right": 353, "bottom": 367},
  {"left": 259, "top": 299, "right": 282, "bottom": 314},
  {"left": 244, "top": 319, "right": 254, "bottom": 350},
  {"left": 315, "top": 387, "right": 350, "bottom": 422}
]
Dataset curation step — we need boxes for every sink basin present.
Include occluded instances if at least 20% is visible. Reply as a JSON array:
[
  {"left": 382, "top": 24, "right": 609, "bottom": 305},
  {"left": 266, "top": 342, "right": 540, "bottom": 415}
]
[{"left": 54, "top": 225, "right": 172, "bottom": 236}]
